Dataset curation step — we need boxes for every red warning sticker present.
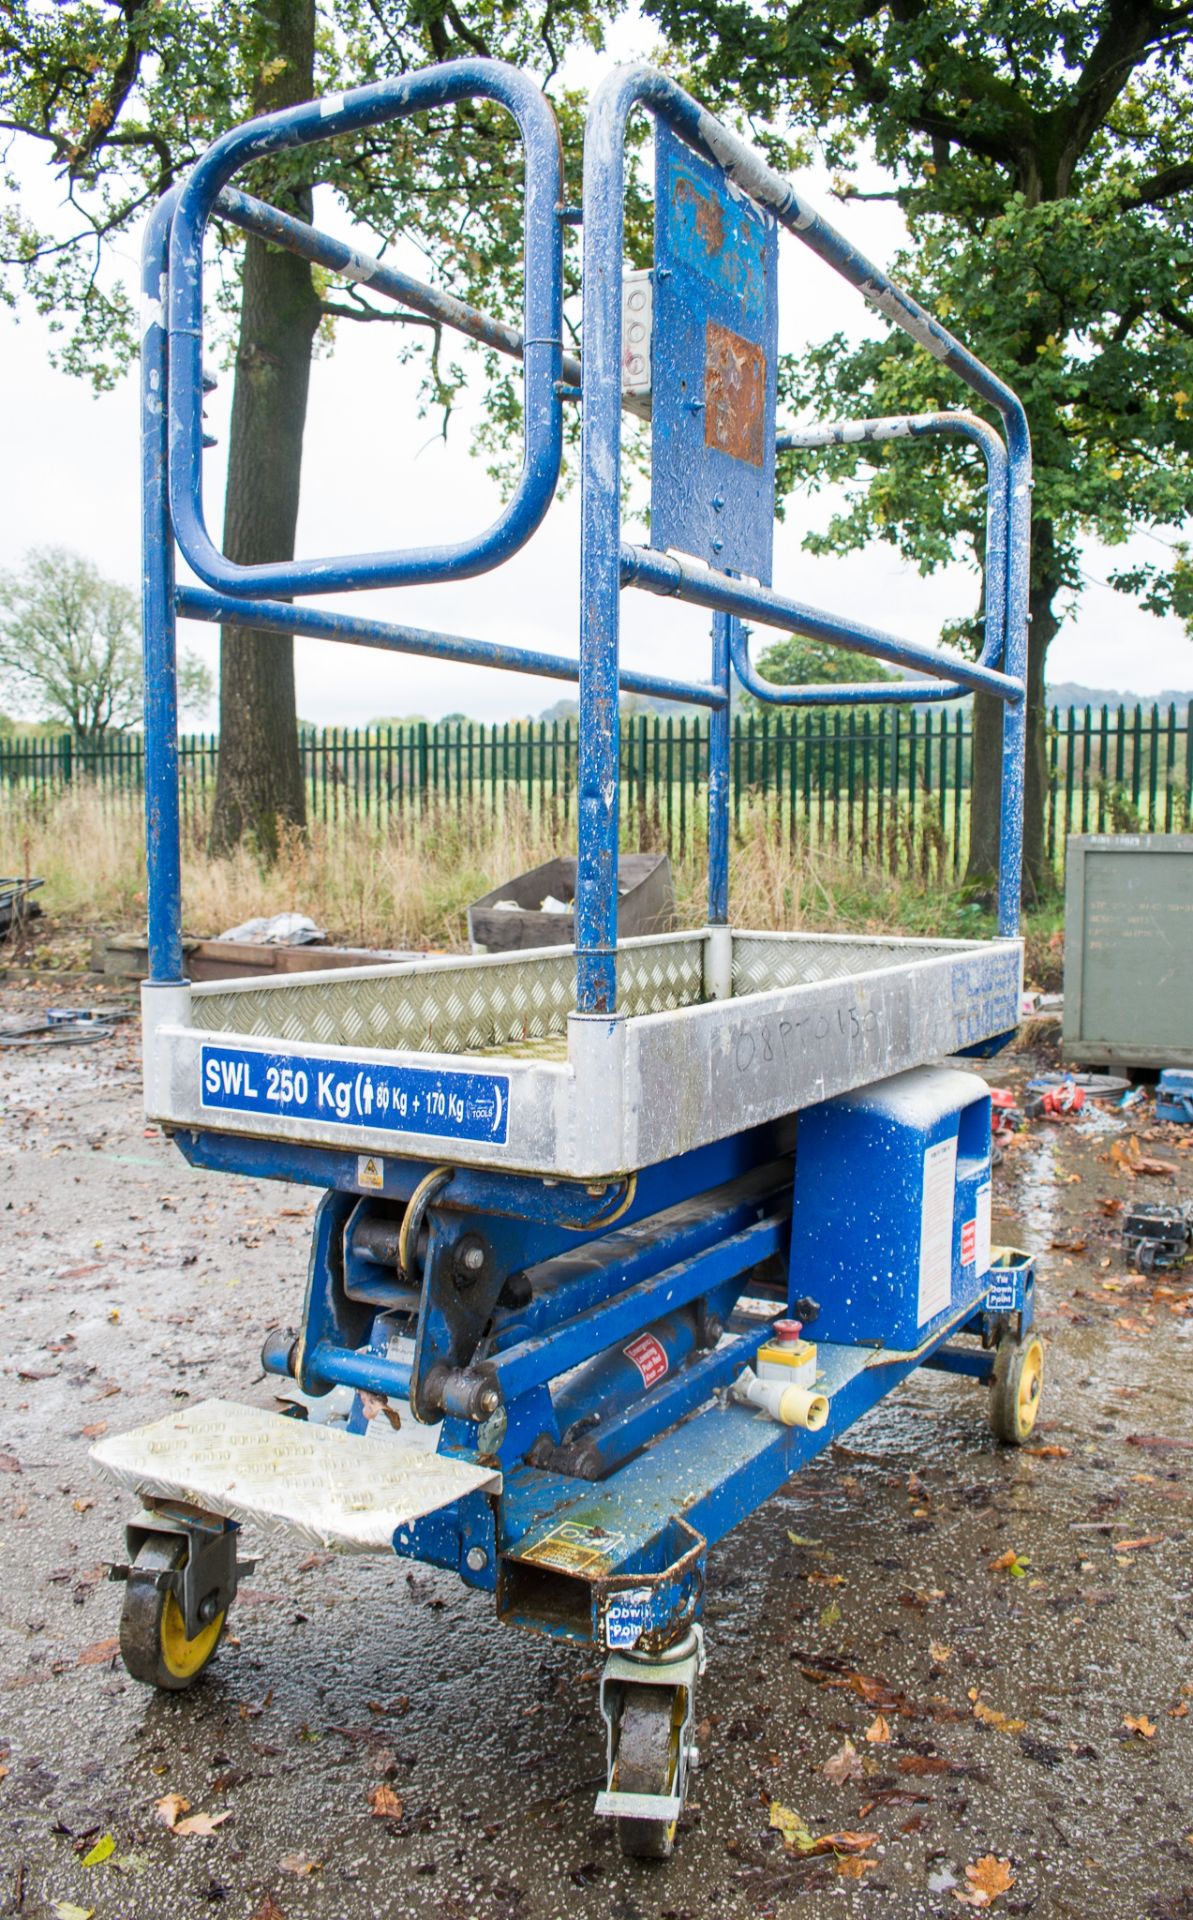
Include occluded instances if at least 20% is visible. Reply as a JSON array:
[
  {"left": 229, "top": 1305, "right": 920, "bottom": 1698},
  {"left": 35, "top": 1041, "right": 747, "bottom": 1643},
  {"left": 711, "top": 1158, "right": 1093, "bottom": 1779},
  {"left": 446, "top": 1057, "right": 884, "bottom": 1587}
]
[
  {"left": 961, "top": 1218, "right": 976, "bottom": 1266},
  {"left": 624, "top": 1332, "right": 669, "bottom": 1388}
]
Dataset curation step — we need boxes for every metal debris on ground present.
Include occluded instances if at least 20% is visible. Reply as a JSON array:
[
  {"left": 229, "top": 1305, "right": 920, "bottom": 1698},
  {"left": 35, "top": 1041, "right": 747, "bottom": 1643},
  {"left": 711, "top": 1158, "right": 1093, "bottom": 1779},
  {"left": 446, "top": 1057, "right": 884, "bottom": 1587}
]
[
  {"left": 0, "top": 875, "right": 44, "bottom": 938},
  {"left": 1155, "top": 1068, "right": 1193, "bottom": 1124},
  {"left": 0, "top": 1003, "right": 133, "bottom": 1047},
  {"left": 1122, "top": 1200, "right": 1193, "bottom": 1274}
]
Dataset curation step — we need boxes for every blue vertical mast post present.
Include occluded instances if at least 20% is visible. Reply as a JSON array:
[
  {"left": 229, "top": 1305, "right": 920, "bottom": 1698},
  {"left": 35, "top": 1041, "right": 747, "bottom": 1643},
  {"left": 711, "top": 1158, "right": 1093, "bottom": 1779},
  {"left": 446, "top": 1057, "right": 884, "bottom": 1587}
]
[{"left": 140, "top": 188, "right": 184, "bottom": 987}]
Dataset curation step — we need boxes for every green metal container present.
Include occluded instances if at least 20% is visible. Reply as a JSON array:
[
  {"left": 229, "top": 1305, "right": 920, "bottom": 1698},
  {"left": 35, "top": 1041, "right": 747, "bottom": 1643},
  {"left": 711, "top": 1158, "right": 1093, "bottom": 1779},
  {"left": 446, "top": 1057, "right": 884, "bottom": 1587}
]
[{"left": 1063, "top": 833, "right": 1193, "bottom": 1069}]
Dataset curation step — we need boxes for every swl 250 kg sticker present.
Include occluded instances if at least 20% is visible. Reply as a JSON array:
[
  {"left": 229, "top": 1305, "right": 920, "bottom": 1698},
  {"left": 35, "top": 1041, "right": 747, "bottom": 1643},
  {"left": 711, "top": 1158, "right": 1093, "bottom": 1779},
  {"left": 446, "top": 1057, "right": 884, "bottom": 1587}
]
[{"left": 200, "top": 1044, "right": 509, "bottom": 1145}]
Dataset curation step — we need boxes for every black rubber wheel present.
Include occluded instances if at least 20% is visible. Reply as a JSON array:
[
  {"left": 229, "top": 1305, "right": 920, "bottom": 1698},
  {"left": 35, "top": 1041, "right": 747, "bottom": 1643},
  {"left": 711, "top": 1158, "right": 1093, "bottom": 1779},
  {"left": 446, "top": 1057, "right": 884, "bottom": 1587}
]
[
  {"left": 119, "top": 1534, "right": 226, "bottom": 1691},
  {"left": 989, "top": 1333, "right": 1045, "bottom": 1445},
  {"left": 613, "top": 1685, "right": 683, "bottom": 1861}
]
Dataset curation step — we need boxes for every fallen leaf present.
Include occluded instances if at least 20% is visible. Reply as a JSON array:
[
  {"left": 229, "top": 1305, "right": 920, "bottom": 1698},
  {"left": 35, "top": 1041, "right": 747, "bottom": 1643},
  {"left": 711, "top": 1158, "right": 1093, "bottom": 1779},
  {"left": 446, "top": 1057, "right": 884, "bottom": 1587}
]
[
  {"left": 786, "top": 1531, "right": 822, "bottom": 1548},
  {"left": 953, "top": 1854, "right": 1015, "bottom": 1909},
  {"left": 1125, "top": 1434, "right": 1193, "bottom": 1453},
  {"left": 897, "top": 1754, "right": 962, "bottom": 1776},
  {"left": 81, "top": 1835, "right": 116, "bottom": 1867},
  {"left": 77, "top": 1423, "right": 108, "bottom": 1439},
  {"left": 836, "top": 1856, "right": 875, "bottom": 1878},
  {"left": 969, "top": 1689, "right": 1027, "bottom": 1735},
  {"left": 988, "top": 1549, "right": 1029, "bottom": 1578},
  {"left": 864, "top": 1714, "right": 892, "bottom": 1745},
  {"left": 819, "top": 1598, "right": 842, "bottom": 1629},
  {"left": 368, "top": 1784, "right": 404, "bottom": 1819},
  {"left": 1023, "top": 1444, "right": 1070, "bottom": 1459},
  {"left": 929, "top": 1641, "right": 953, "bottom": 1665},
  {"left": 823, "top": 1738, "right": 864, "bottom": 1785},
  {"left": 296, "top": 1552, "right": 332, "bottom": 1573},
  {"left": 173, "top": 1811, "right": 231, "bottom": 1837},
  {"left": 279, "top": 1855, "right": 321, "bottom": 1875},
  {"left": 1113, "top": 1534, "right": 1165, "bottom": 1554},
  {"left": 1122, "top": 1714, "right": 1156, "bottom": 1739},
  {"left": 51, "top": 1905, "right": 94, "bottom": 1920},
  {"left": 154, "top": 1793, "right": 190, "bottom": 1829},
  {"left": 818, "top": 1830, "right": 879, "bottom": 1856},
  {"left": 769, "top": 1801, "right": 815, "bottom": 1853},
  {"left": 250, "top": 1902, "right": 287, "bottom": 1920},
  {"left": 77, "top": 1637, "right": 120, "bottom": 1668}
]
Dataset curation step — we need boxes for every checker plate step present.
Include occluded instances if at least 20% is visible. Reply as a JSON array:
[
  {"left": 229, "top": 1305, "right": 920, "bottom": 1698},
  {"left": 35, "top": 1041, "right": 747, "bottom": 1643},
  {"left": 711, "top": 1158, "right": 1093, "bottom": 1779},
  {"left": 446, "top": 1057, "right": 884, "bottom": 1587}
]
[{"left": 91, "top": 1398, "right": 500, "bottom": 1553}]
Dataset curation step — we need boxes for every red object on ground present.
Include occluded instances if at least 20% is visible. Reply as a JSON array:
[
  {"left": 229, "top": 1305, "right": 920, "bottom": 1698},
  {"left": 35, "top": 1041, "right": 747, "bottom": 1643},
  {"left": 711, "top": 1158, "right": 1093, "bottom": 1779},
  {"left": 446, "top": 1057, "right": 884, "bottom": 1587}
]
[
  {"left": 1031, "top": 1081, "right": 1086, "bottom": 1119},
  {"left": 990, "top": 1088, "right": 1022, "bottom": 1137}
]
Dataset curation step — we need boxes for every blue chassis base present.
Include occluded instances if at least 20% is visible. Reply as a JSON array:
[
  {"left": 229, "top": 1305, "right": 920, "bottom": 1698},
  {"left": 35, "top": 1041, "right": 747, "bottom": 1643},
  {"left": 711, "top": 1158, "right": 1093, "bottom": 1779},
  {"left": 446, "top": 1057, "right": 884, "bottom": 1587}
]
[{"left": 171, "top": 1123, "right": 1033, "bottom": 1653}]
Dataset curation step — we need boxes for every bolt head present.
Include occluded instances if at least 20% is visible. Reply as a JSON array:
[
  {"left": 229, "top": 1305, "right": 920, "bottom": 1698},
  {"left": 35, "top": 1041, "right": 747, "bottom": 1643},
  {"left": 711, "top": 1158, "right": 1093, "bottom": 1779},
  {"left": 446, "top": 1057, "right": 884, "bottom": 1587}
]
[
  {"left": 461, "top": 1243, "right": 485, "bottom": 1272},
  {"left": 465, "top": 1546, "right": 488, "bottom": 1573},
  {"left": 479, "top": 1386, "right": 500, "bottom": 1416}
]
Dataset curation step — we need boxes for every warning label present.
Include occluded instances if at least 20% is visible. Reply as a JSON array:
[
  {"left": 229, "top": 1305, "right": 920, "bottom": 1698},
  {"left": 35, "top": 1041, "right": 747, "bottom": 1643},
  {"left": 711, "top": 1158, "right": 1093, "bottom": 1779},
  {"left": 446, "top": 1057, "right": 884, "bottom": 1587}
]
[
  {"left": 520, "top": 1522, "right": 626, "bottom": 1577},
  {"left": 357, "top": 1155, "right": 384, "bottom": 1190},
  {"left": 624, "top": 1332, "right": 669, "bottom": 1389},
  {"left": 961, "top": 1218, "right": 977, "bottom": 1266}
]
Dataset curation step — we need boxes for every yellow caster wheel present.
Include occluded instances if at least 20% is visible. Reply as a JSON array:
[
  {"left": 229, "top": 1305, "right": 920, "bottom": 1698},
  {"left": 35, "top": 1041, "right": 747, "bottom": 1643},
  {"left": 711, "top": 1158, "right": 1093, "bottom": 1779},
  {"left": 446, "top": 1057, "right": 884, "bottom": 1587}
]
[
  {"left": 989, "top": 1333, "right": 1044, "bottom": 1445},
  {"left": 119, "top": 1534, "right": 226, "bottom": 1691}
]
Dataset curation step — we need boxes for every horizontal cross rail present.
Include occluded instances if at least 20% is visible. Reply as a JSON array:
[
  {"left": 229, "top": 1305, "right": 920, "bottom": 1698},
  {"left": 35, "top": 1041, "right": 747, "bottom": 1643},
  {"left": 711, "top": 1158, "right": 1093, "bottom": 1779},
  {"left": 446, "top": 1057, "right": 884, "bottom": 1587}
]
[
  {"left": 217, "top": 186, "right": 585, "bottom": 392},
  {"left": 176, "top": 586, "right": 727, "bottom": 708},
  {"left": 619, "top": 545, "right": 1022, "bottom": 703}
]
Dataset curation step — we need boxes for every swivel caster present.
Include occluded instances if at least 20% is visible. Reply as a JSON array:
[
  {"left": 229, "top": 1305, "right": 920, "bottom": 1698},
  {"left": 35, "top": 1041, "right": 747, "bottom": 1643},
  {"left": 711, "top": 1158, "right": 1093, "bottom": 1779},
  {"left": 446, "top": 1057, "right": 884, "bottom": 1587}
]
[
  {"left": 111, "top": 1513, "right": 248, "bottom": 1692},
  {"left": 119, "top": 1534, "right": 226, "bottom": 1690},
  {"left": 596, "top": 1624, "right": 704, "bottom": 1861},
  {"left": 989, "top": 1331, "right": 1044, "bottom": 1445}
]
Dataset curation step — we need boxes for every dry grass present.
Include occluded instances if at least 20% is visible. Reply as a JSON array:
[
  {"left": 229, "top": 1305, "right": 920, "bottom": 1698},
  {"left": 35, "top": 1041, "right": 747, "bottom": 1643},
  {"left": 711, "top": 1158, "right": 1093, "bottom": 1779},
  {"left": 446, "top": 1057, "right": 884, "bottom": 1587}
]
[{"left": 1, "top": 781, "right": 999, "bottom": 952}]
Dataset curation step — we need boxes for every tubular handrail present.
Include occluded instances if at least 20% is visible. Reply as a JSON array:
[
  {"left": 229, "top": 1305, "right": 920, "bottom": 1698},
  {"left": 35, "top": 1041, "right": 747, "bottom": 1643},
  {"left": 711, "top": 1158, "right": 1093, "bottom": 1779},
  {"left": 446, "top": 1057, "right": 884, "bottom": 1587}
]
[
  {"left": 140, "top": 57, "right": 1030, "bottom": 1001},
  {"left": 619, "top": 545, "right": 1021, "bottom": 701},
  {"left": 575, "top": 64, "right": 1029, "bottom": 1009},
  {"left": 743, "top": 410, "right": 1009, "bottom": 705},
  {"left": 166, "top": 60, "right": 564, "bottom": 600},
  {"left": 175, "top": 585, "right": 727, "bottom": 708},
  {"left": 216, "top": 186, "right": 586, "bottom": 394}
]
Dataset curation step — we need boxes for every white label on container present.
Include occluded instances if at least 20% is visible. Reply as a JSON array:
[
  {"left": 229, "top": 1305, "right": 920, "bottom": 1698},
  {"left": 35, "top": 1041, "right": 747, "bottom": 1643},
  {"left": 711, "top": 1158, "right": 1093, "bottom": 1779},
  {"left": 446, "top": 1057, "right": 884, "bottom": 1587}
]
[
  {"left": 974, "top": 1181, "right": 992, "bottom": 1277},
  {"left": 918, "top": 1137, "right": 957, "bottom": 1324}
]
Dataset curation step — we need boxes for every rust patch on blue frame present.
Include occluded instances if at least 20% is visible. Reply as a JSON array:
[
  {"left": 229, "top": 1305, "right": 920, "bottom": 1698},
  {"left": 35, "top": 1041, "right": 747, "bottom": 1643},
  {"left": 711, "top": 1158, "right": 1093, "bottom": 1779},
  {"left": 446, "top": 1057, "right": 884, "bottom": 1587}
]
[{"left": 705, "top": 321, "right": 766, "bottom": 467}]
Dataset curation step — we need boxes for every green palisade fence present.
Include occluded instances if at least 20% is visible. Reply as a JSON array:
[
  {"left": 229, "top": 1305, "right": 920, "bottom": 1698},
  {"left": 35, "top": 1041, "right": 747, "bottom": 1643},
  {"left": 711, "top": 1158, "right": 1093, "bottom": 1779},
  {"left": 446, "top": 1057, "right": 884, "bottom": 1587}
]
[{"left": 2, "top": 704, "right": 1190, "bottom": 879}]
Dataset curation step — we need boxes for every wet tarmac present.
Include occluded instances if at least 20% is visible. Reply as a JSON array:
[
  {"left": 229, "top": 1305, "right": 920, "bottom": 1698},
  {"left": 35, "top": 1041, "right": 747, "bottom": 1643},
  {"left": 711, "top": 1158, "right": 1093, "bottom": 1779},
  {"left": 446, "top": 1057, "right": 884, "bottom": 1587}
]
[{"left": 1, "top": 982, "right": 1191, "bottom": 1919}]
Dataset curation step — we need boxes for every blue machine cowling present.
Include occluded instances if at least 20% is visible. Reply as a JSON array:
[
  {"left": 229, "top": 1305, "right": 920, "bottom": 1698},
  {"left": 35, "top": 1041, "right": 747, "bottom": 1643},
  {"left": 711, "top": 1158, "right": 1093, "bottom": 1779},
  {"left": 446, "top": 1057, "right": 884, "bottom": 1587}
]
[{"left": 792, "top": 1067, "right": 993, "bottom": 1351}]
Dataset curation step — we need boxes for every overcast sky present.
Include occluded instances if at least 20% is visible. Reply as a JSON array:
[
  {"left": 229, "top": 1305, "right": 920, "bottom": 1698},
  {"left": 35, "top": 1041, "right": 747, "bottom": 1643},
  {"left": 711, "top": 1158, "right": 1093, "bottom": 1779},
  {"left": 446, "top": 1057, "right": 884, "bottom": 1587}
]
[{"left": 2, "top": 21, "right": 1189, "bottom": 726}]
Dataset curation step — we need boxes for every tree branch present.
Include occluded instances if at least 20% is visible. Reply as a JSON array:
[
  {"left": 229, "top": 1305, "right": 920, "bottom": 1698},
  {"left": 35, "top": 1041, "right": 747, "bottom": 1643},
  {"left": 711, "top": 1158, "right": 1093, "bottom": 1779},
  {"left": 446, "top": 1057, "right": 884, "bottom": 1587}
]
[
  {"left": 1131, "top": 160, "right": 1193, "bottom": 205},
  {"left": 317, "top": 299, "right": 439, "bottom": 331}
]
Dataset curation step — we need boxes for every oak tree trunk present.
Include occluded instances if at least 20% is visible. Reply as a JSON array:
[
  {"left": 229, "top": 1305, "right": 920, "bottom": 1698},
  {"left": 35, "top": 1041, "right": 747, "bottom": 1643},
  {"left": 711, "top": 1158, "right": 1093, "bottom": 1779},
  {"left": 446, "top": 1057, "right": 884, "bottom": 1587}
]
[
  {"left": 965, "top": 516, "right": 1062, "bottom": 908},
  {"left": 209, "top": 0, "right": 319, "bottom": 861}
]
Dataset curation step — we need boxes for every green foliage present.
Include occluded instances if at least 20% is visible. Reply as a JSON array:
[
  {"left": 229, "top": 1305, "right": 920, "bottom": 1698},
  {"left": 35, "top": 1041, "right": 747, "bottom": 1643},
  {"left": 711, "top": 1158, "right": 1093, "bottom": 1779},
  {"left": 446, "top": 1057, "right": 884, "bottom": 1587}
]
[
  {"left": 0, "top": 546, "right": 211, "bottom": 740},
  {"left": 0, "top": 0, "right": 617, "bottom": 413},
  {"left": 735, "top": 633, "right": 897, "bottom": 716},
  {"left": 647, "top": 0, "right": 1193, "bottom": 629}
]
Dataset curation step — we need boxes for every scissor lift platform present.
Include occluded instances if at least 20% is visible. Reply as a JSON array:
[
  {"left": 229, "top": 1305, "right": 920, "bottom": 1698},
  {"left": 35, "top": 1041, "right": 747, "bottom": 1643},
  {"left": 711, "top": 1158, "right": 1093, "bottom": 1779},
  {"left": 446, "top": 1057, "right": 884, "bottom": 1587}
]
[
  {"left": 93, "top": 48, "right": 1039, "bottom": 1862},
  {"left": 149, "top": 927, "right": 1021, "bottom": 1179}
]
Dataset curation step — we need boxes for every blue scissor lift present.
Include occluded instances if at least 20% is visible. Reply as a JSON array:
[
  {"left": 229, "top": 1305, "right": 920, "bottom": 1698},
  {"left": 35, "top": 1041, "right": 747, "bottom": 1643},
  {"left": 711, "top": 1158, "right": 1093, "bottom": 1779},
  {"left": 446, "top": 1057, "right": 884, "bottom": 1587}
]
[{"left": 94, "top": 59, "right": 1042, "bottom": 1859}]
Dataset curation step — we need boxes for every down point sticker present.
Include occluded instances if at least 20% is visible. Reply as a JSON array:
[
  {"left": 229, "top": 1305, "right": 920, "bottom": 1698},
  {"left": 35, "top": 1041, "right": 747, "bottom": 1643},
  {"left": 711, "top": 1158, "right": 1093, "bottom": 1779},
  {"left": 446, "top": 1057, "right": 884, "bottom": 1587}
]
[{"left": 200, "top": 1044, "right": 508, "bottom": 1145}]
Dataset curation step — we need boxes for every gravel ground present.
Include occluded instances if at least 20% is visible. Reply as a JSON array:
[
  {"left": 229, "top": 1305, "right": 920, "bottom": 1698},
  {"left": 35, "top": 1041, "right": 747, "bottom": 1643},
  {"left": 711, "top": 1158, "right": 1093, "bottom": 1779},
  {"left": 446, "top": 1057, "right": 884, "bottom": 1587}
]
[{"left": 1, "top": 978, "right": 1191, "bottom": 1920}]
